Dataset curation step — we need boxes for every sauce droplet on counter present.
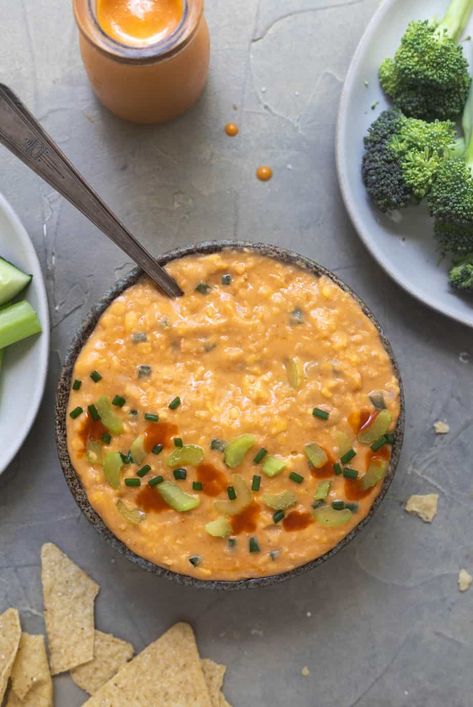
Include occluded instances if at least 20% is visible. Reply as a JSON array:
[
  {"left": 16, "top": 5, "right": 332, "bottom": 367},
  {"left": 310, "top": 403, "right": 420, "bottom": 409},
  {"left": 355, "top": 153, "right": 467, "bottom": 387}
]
[
  {"left": 96, "top": 0, "right": 184, "bottom": 48},
  {"left": 224, "top": 122, "right": 239, "bottom": 137},
  {"left": 256, "top": 165, "right": 273, "bottom": 182}
]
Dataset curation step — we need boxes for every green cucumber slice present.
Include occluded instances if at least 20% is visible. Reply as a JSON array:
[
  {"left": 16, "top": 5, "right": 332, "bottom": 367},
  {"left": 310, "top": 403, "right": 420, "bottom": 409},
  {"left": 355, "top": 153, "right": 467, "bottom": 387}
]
[
  {"left": 95, "top": 396, "right": 124, "bottom": 435},
  {"left": 0, "top": 257, "right": 32, "bottom": 306},
  {"left": 103, "top": 451, "right": 123, "bottom": 489},
  {"left": 166, "top": 444, "right": 204, "bottom": 468},
  {"left": 224, "top": 434, "right": 256, "bottom": 468},
  {"left": 156, "top": 481, "right": 200, "bottom": 512},
  {"left": 0, "top": 301, "right": 41, "bottom": 349}
]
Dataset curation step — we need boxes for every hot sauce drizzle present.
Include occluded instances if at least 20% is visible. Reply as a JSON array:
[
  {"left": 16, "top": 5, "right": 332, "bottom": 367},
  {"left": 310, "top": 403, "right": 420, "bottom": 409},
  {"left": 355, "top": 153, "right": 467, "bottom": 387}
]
[
  {"left": 283, "top": 510, "right": 312, "bottom": 531},
  {"left": 231, "top": 502, "right": 260, "bottom": 534},
  {"left": 79, "top": 413, "right": 107, "bottom": 448},
  {"left": 196, "top": 463, "right": 228, "bottom": 497},
  {"left": 144, "top": 422, "right": 178, "bottom": 452},
  {"left": 135, "top": 485, "right": 169, "bottom": 513}
]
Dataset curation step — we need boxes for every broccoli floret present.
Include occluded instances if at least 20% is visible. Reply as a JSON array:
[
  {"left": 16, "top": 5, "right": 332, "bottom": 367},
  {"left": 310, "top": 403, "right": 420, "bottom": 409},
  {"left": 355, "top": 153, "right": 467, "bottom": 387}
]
[
  {"left": 379, "top": 0, "right": 473, "bottom": 121},
  {"left": 449, "top": 254, "right": 473, "bottom": 291},
  {"left": 434, "top": 219, "right": 473, "bottom": 255},
  {"left": 362, "top": 109, "right": 460, "bottom": 212}
]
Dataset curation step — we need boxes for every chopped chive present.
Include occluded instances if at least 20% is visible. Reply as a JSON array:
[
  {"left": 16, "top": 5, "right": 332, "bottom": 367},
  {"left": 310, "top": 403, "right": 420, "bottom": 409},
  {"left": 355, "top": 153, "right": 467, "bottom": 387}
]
[
  {"left": 371, "top": 436, "right": 387, "bottom": 452},
  {"left": 195, "top": 282, "right": 212, "bottom": 295},
  {"left": 148, "top": 475, "right": 164, "bottom": 487},
  {"left": 343, "top": 467, "right": 358, "bottom": 479},
  {"left": 273, "top": 510, "right": 285, "bottom": 524},
  {"left": 227, "top": 538, "right": 237, "bottom": 549},
  {"left": 340, "top": 448, "right": 356, "bottom": 464},
  {"left": 137, "top": 464, "right": 151, "bottom": 478},
  {"left": 221, "top": 274, "right": 232, "bottom": 285},
  {"left": 72, "top": 379, "right": 82, "bottom": 391},
  {"left": 313, "top": 407, "right": 329, "bottom": 421},
  {"left": 132, "top": 332, "right": 147, "bottom": 343},
  {"left": 192, "top": 481, "right": 203, "bottom": 491},
  {"left": 173, "top": 468, "right": 187, "bottom": 481},
  {"left": 289, "top": 471, "right": 304, "bottom": 484},
  {"left": 169, "top": 396, "right": 181, "bottom": 410},
  {"left": 120, "top": 452, "right": 132, "bottom": 464},
  {"left": 189, "top": 555, "right": 202, "bottom": 566},
  {"left": 385, "top": 433, "right": 396, "bottom": 444},
  {"left": 333, "top": 463, "right": 343, "bottom": 476},
  {"left": 129, "top": 409, "right": 138, "bottom": 416},
  {"left": 69, "top": 406, "right": 83, "bottom": 420},
  {"left": 227, "top": 486, "right": 237, "bottom": 500},
  {"left": 90, "top": 370, "right": 102, "bottom": 383},
  {"left": 269, "top": 549, "right": 280, "bottom": 560},
  {"left": 174, "top": 437, "right": 183, "bottom": 448},
  {"left": 210, "top": 438, "right": 226, "bottom": 451},
  {"left": 251, "top": 475, "right": 261, "bottom": 491},
  {"left": 345, "top": 502, "right": 359, "bottom": 512},
  {"left": 253, "top": 448, "right": 267, "bottom": 464},
  {"left": 312, "top": 499, "right": 326, "bottom": 510},
  {"left": 125, "top": 478, "right": 141, "bottom": 487},
  {"left": 101, "top": 432, "right": 112, "bottom": 445},
  {"left": 144, "top": 413, "right": 159, "bottom": 422},
  {"left": 137, "top": 365, "right": 152, "bottom": 379},
  {"left": 332, "top": 500, "right": 345, "bottom": 510},
  {"left": 112, "top": 395, "right": 126, "bottom": 408},
  {"left": 152, "top": 444, "right": 164, "bottom": 455},
  {"left": 88, "top": 404, "right": 100, "bottom": 422},
  {"left": 249, "top": 537, "right": 260, "bottom": 553}
]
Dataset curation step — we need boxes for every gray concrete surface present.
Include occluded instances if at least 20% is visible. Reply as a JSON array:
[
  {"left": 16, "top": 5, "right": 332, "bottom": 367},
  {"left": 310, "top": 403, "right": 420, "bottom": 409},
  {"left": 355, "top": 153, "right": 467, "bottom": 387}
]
[{"left": 1, "top": 1, "right": 472, "bottom": 705}]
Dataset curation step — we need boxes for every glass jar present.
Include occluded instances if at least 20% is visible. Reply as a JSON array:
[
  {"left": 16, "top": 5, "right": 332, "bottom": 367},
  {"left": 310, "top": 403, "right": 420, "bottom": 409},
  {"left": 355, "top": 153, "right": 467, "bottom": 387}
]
[{"left": 73, "top": 0, "right": 210, "bottom": 124}]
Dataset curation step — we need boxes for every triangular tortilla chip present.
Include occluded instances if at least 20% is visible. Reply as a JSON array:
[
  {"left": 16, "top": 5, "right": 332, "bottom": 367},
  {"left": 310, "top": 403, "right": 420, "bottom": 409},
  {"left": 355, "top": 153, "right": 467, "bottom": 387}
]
[
  {"left": 6, "top": 678, "right": 53, "bottom": 707},
  {"left": 83, "top": 623, "right": 212, "bottom": 707},
  {"left": 10, "top": 633, "right": 51, "bottom": 701},
  {"left": 201, "top": 659, "right": 232, "bottom": 707},
  {"left": 71, "top": 630, "right": 134, "bottom": 695},
  {"left": 41, "top": 543, "right": 99, "bottom": 674},
  {"left": 0, "top": 609, "right": 21, "bottom": 703}
]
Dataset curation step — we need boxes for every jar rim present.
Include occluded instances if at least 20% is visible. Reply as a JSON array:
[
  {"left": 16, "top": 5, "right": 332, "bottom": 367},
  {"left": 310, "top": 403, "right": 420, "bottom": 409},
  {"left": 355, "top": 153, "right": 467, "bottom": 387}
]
[{"left": 74, "top": 0, "right": 203, "bottom": 64}]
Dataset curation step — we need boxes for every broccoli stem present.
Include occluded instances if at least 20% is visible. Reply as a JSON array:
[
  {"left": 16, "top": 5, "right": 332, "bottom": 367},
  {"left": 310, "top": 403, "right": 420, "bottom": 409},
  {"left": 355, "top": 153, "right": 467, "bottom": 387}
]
[{"left": 437, "top": 0, "right": 473, "bottom": 40}]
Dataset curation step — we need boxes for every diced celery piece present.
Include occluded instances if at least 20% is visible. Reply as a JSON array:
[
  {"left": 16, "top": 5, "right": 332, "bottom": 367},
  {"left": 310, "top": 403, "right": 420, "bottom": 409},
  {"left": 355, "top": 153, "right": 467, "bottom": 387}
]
[
  {"left": 358, "top": 409, "right": 392, "bottom": 444},
  {"left": 224, "top": 434, "right": 256, "bottom": 468},
  {"left": 313, "top": 506, "right": 353, "bottom": 527},
  {"left": 95, "top": 396, "right": 124, "bottom": 435},
  {"left": 314, "top": 480, "right": 331, "bottom": 501},
  {"left": 103, "top": 451, "right": 123, "bottom": 489},
  {"left": 116, "top": 499, "right": 145, "bottom": 525},
  {"left": 130, "top": 434, "right": 147, "bottom": 464},
  {"left": 0, "top": 300, "right": 41, "bottom": 349},
  {"left": 360, "top": 458, "right": 389, "bottom": 490},
  {"left": 304, "top": 443, "right": 328, "bottom": 468},
  {"left": 166, "top": 444, "right": 204, "bottom": 468},
  {"left": 214, "top": 474, "right": 252, "bottom": 516},
  {"left": 262, "top": 490, "right": 298, "bottom": 511},
  {"left": 369, "top": 391, "right": 386, "bottom": 409},
  {"left": 285, "top": 357, "right": 304, "bottom": 389},
  {"left": 157, "top": 481, "right": 200, "bottom": 512},
  {"left": 205, "top": 517, "right": 232, "bottom": 538},
  {"left": 262, "top": 455, "right": 287, "bottom": 478},
  {"left": 334, "top": 431, "right": 354, "bottom": 458},
  {"left": 87, "top": 440, "right": 103, "bottom": 465},
  {"left": 0, "top": 257, "right": 32, "bottom": 306}
]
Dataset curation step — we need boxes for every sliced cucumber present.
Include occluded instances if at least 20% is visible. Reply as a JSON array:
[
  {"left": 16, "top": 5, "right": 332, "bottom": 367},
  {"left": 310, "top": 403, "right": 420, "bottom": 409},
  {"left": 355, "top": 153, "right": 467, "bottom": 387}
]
[
  {"left": 0, "top": 301, "right": 41, "bottom": 349},
  {"left": 0, "top": 257, "right": 32, "bottom": 306}
]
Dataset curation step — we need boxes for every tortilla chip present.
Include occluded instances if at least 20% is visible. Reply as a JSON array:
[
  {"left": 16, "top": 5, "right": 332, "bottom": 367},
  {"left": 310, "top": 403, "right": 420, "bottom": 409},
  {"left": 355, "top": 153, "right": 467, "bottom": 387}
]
[
  {"left": 41, "top": 543, "right": 99, "bottom": 674},
  {"left": 10, "top": 634, "right": 51, "bottom": 701},
  {"left": 71, "top": 630, "right": 134, "bottom": 695},
  {"left": 84, "top": 623, "right": 212, "bottom": 707},
  {"left": 405, "top": 494, "right": 439, "bottom": 523},
  {"left": 201, "top": 658, "right": 232, "bottom": 707},
  {"left": 0, "top": 608, "right": 21, "bottom": 703},
  {"left": 6, "top": 678, "right": 53, "bottom": 707}
]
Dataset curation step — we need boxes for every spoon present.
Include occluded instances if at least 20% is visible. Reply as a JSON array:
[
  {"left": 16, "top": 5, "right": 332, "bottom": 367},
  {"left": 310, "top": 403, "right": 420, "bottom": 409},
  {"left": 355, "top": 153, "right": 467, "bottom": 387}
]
[{"left": 0, "top": 84, "right": 183, "bottom": 298}]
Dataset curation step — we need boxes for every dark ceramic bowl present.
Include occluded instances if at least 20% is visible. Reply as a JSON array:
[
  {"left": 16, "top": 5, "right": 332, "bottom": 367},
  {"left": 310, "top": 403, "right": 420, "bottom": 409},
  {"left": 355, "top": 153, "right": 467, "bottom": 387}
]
[{"left": 56, "top": 241, "right": 405, "bottom": 590}]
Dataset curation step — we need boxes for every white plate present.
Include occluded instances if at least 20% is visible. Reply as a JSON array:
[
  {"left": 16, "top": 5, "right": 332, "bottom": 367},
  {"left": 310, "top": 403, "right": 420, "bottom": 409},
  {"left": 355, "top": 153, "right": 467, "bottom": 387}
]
[
  {"left": 337, "top": 0, "right": 473, "bottom": 328},
  {"left": 0, "top": 193, "right": 49, "bottom": 474}
]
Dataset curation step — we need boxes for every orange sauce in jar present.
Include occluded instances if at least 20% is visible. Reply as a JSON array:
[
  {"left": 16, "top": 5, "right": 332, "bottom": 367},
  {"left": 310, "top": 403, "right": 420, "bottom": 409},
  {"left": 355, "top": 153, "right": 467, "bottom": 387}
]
[{"left": 73, "top": 0, "right": 210, "bottom": 124}]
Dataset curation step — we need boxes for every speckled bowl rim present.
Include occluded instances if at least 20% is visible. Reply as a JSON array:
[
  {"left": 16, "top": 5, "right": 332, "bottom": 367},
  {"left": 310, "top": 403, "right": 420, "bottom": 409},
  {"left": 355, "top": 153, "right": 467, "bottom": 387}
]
[{"left": 56, "top": 240, "right": 405, "bottom": 591}]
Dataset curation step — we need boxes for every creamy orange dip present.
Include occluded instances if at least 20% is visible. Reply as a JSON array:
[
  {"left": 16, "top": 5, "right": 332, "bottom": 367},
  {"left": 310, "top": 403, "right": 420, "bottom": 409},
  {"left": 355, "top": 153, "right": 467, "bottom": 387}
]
[{"left": 67, "top": 251, "right": 400, "bottom": 581}]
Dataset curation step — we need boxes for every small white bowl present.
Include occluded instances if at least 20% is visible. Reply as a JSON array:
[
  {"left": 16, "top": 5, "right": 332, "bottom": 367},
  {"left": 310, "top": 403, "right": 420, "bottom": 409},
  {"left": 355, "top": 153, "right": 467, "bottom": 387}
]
[{"left": 0, "top": 192, "right": 49, "bottom": 474}]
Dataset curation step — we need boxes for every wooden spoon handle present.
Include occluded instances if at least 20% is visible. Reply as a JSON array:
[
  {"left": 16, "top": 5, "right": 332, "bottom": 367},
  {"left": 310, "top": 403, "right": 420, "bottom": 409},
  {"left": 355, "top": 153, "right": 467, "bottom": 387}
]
[{"left": 0, "top": 84, "right": 183, "bottom": 298}]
